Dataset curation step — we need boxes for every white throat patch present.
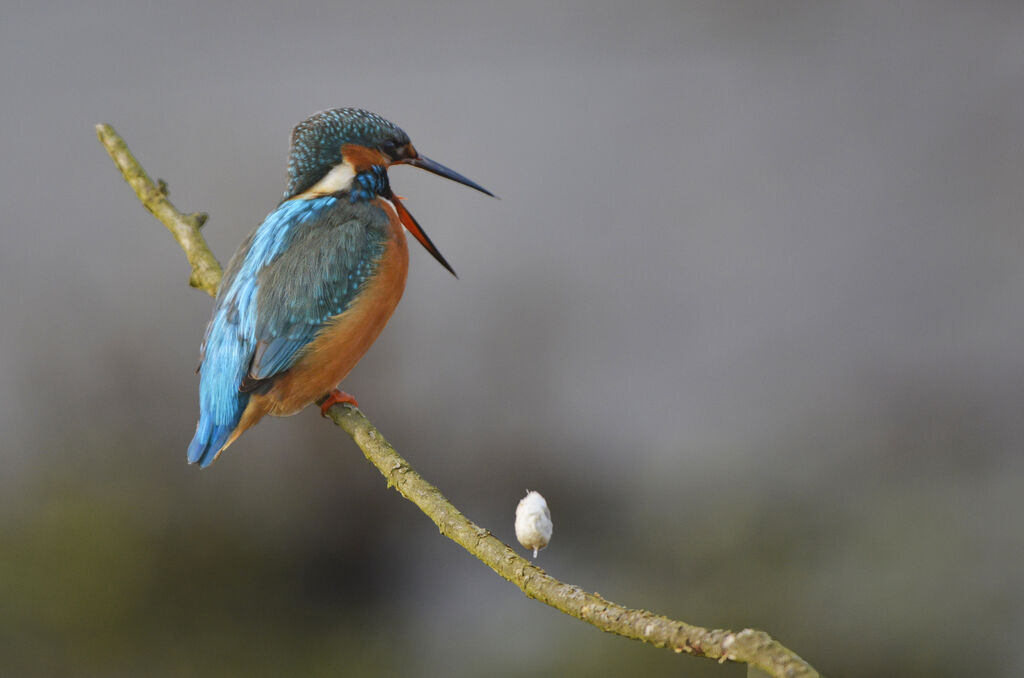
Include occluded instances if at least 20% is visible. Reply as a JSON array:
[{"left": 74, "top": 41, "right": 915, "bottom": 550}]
[{"left": 298, "top": 160, "right": 356, "bottom": 198}]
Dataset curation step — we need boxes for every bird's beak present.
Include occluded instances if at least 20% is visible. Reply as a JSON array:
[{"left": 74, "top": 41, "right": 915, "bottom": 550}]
[
  {"left": 406, "top": 155, "right": 495, "bottom": 197},
  {"left": 392, "top": 155, "right": 494, "bottom": 277},
  {"left": 391, "top": 196, "right": 458, "bottom": 278}
]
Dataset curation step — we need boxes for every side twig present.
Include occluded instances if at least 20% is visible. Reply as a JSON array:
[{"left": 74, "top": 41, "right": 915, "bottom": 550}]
[{"left": 96, "top": 122, "right": 822, "bottom": 678}]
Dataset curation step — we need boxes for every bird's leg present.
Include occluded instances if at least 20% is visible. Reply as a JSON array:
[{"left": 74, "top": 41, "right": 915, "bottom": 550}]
[{"left": 320, "top": 388, "right": 359, "bottom": 416}]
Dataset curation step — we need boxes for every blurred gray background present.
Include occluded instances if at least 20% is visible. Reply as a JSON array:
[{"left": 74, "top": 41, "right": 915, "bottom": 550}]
[{"left": 2, "top": 1, "right": 1023, "bottom": 676}]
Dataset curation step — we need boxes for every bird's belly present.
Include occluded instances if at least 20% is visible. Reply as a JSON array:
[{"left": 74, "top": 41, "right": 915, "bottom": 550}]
[{"left": 256, "top": 220, "right": 409, "bottom": 416}]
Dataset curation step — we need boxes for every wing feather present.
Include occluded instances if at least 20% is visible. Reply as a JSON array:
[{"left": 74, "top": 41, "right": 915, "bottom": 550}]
[{"left": 243, "top": 201, "right": 389, "bottom": 390}]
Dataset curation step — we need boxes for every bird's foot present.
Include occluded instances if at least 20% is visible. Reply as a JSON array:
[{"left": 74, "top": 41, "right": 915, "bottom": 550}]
[{"left": 320, "top": 389, "right": 359, "bottom": 416}]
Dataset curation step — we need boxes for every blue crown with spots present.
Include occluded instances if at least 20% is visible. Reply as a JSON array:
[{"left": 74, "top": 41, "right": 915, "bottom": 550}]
[{"left": 283, "top": 108, "right": 410, "bottom": 200}]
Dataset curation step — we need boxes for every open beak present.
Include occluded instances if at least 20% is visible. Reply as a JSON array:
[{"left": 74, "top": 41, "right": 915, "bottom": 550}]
[
  {"left": 392, "top": 197, "right": 458, "bottom": 277},
  {"left": 393, "top": 155, "right": 494, "bottom": 277}
]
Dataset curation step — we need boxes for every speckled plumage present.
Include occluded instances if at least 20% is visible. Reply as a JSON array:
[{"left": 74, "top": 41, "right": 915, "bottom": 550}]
[{"left": 285, "top": 109, "right": 408, "bottom": 200}]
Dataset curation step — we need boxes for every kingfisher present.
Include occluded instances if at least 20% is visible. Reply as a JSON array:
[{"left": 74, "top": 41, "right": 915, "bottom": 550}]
[{"left": 187, "top": 108, "right": 493, "bottom": 468}]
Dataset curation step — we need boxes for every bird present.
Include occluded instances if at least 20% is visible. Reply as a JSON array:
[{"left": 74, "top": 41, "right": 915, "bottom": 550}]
[{"left": 187, "top": 108, "right": 493, "bottom": 468}]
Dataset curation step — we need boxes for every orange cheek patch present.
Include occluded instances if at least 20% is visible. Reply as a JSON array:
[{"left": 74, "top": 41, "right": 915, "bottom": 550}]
[{"left": 341, "top": 144, "right": 387, "bottom": 171}]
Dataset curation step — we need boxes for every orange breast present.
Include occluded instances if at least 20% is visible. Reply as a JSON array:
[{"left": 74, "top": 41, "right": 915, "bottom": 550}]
[{"left": 235, "top": 198, "right": 409, "bottom": 433}]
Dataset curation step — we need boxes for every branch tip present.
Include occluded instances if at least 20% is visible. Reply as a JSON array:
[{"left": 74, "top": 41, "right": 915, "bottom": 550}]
[{"left": 97, "top": 123, "right": 222, "bottom": 298}]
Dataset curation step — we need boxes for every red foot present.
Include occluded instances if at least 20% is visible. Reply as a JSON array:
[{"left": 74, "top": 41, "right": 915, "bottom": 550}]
[{"left": 320, "top": 389, "right": 359, "bottom": 416}]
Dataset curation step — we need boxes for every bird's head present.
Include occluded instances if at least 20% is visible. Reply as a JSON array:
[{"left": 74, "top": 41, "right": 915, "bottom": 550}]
[{"left": 283, "top": 108, "right": 493, "bottom": 276}]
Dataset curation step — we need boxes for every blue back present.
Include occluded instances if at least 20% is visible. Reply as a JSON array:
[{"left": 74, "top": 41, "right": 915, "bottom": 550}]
[{"left": 187, "top": 196, "right": 389, "bottom": 467}]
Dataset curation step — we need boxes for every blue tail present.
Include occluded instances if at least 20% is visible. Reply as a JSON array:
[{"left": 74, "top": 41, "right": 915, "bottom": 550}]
[{"left": 187, "top": 407, "right": 243, "bottom": 469}]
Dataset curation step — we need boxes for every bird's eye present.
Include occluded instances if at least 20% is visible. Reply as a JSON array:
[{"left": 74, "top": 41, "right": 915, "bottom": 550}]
[{"left": 379, "top": 140, "right": 398, "bottom": 157}]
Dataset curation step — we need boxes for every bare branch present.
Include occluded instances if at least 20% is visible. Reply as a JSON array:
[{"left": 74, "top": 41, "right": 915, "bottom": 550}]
[
  {"left": 96, "top": 123, "right": 822, "bottom": 678},
  {"left": 326, "top": 405, "right": 820, "bottom": 676},
  {"left": 96, "top": 123, "right": 221, "bottom": 296}
]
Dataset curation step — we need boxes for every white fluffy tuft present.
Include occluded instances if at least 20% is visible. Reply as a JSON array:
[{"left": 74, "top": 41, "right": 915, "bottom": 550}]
[{"left": 515, "top": 490, "right": 552, "bottom": 557}]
